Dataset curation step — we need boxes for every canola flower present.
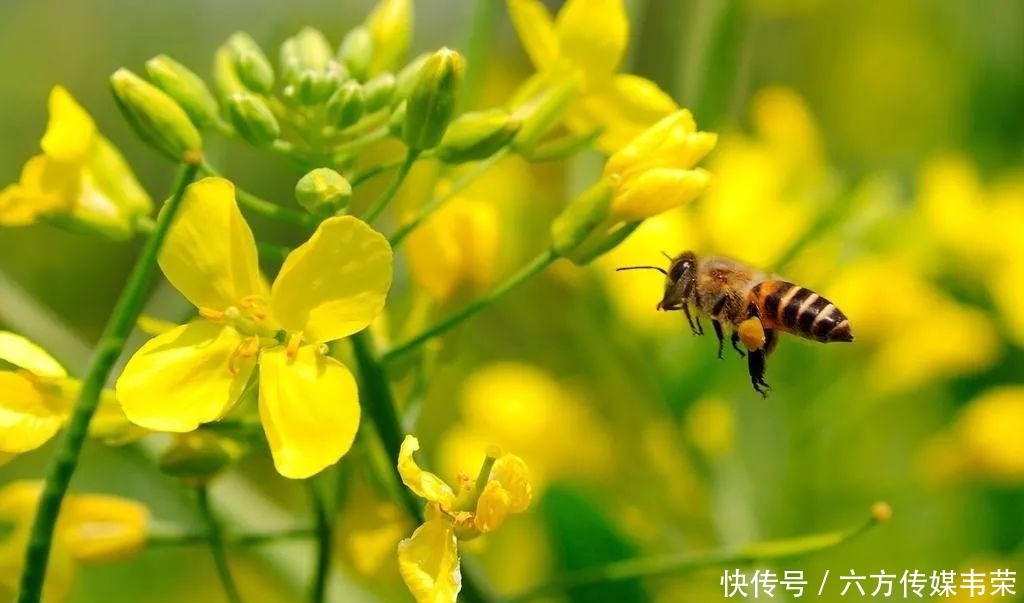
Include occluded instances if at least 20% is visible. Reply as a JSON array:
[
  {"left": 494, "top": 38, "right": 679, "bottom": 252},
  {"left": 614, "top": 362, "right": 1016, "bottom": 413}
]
[
  {"left": 115, "top": 177, "right": 393, "bottom": 479},
  {"left": 0, "top": 86, "right": 151, "bottom": 239},
  {"left": 397, "top": 435, "right": 532, "bottom": 603}
]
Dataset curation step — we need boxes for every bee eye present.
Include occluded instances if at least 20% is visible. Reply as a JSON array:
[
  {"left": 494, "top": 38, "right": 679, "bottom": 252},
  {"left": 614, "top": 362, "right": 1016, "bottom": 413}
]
[{"left": 669, "top": 262, "right": 688, "bottom": 281}]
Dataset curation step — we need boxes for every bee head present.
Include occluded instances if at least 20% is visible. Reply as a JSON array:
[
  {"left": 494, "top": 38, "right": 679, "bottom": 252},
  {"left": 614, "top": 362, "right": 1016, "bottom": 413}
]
[{"left": 615, "top": 251, "right": 698, "bottom": 311}]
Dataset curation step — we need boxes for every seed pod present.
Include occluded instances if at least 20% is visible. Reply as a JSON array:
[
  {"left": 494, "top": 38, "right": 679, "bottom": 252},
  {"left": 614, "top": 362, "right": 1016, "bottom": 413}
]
[
  {"left": 226, "top": 92, "right": 280, "bottom": 146},
  {"left": 144, "top": 55, "right": 221, "bottom": 130},
  {"left": 338, "top": 26, "right": 373, "bottom": 82},
  {"left": 326, "top": 81, "right": 365, "bottom": 128},
  {"left": 402, "top": 47, "right": 463, "bottom": 150},
  {"left": 435, "top": 109, "right": 520, "bottom": 163},
  {"left": 362, "top": 72, "right": 396, "bottom": 111},
  {"left": 110, "top": 68, "right": 202, "bottom": 161},
  {"left": 295, "top": 168, "right": 352, "bottom": 216}
]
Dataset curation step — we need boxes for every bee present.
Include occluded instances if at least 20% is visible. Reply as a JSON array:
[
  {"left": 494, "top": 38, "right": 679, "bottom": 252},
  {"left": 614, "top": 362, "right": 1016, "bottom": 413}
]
[{"left": 618, "top": 251, "right": 853, "bottom": 396}]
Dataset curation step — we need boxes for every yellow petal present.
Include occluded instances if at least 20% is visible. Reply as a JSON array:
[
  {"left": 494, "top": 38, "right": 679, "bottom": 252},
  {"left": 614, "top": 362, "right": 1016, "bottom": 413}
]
[
  {"left": 506, "top": 0, "right": 559, "bottom": 69},
  {"left": 271, "top": 216, "right": 392, "bottom": 344},
  {"left": 0, "top": 331, "right": 67, "bottom": 378},
  {"left": 258, "top": 345, "right": 360, "bottom": 479},
  {"left": 40, "top": 86, "right": 97, "bottom": 163},
  {"left": 116, "top": 320, "right": 256, "bottom": 432},
  {"left": 490, "top": 454, "right": 532, "bottom": 513},
  {"left": 0, "top": 155, "right": 79, "bottom": 226},
  {"left": 63, "top": 493, "right": 150, "bottom": 563},
  {"left": 473, "top": 480, "right": 511, "bottom": 533},
  {"left": 159, "top": 177, "right": 264, "bottom": 312},
  {"left": 397, "top": 519, "right": 462, "bottom": 603},
  {"left": 606, "top": 109, "right": 697, "bottom": 176},
  {"left": 574, "top": 74, "right": 679, "bottom": 153},
  {"left": 398, "top": 435, "right": 457, "bottom": 509},
  {"left": 0, "top": 481, "right": 77, "bottom": 603},
  {"left": 366, "top": 0, "right": 412, "bottom": 74},
  {"left": 611, "top": 168, "right": 711, "bottom": 221},
  {"left": 0, "top": 372, "right": 67, "bottom": 454},
  {"left": 554, "top": 0, "right": 628, "bottom": 83}
]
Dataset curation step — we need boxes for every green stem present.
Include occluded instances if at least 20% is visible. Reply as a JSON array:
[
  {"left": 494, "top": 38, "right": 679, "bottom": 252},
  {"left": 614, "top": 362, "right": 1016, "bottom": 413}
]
[
  {"left": 381, "top": 249, "right": 559, "bottom": 363},
  {"left": 388, "top": 148, "right": 508, "bottom": 247},
  {"left": 15, "top": 159, "right": 200, "bottom": 603},
  {"left": 148, "top": 527, "right": 315, "bottom": 547},
  {"left": 200, "top": 161, "right": 318, "bottom": 229},
  {"left": 363, "top": 149, "right": 420, "bottom": 223},
  {"left": 307, "top": 480, "right": 331, "bottom": 603},
  {"left": 197, "top": 486, "right": 245, "bottom": 603},
  {"left": 330, "top": 125, "right": 390, "bottom": 163},
  {"left": 508, "top": 507, "right": 890, "bottom": 602}
]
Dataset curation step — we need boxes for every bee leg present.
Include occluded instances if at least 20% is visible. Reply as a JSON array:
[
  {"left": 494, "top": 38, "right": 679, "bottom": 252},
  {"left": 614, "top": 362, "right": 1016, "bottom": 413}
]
[
  {"left": 682, "top": 303, "right": 701, "bottom": 336},
  {"left": 730, "top": 332, "right": 746, "bottom": 358},
  {"left": 712, "top": 319, "right": 725, "bottom": 359},
  {"left": 695, "top": 315, "right": 705, "bottom": 335},
  {"left": 747, "top": 348, "right": 771, "bottom": 398}
]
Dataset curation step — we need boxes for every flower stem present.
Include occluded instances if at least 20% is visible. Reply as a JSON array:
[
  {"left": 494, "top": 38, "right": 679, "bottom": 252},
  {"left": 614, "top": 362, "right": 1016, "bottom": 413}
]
[
  {"left": 508, "top": 505, "right": 891, "bottom": 602},
  {"left": 14, "top": 158, "right": 201, "bottom": 603},
  {"left": 200, "top": 161, "right": 319, "bottom": 229},
  {"left": 363, "top": 149, "right": 420, "bottom": 223},
  {"left": 197, "top": 486, "right": 245, "bottom": 603},
  {"left": 148, "top": 527, "right": 315, "bottom": 547},
  {"left": 381, "top": 249, "right": 559, "bottom": 363},
  {"left": 388, "top": 148, "right": 508, "bottom": 247},
  {"left": 307, "top": 479, "right": 331, "bottom": 603}
]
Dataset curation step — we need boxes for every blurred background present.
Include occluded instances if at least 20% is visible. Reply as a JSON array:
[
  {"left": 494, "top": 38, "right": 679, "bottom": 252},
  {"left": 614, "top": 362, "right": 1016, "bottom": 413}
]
[{"left": 1, "top": 0, "right": 1022, "bottom": 601}]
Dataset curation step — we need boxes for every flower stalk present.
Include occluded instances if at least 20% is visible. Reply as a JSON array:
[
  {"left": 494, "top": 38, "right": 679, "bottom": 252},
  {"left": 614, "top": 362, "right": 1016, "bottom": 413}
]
[
  {"left": 15, "top": 156, "right": 201, "bottom": 603},
  {"left": 197, "top": 485, "right": 245, "bottom": 603},
  {"left": 363, "top": 149, "right": 420, "bottom": 223}
]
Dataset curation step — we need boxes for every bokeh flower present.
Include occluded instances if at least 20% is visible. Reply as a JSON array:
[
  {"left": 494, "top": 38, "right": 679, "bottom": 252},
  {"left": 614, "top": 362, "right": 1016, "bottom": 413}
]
[
  {"left": 0, "top": 86, "right": 151, "bottom": 238},
  {"left": 506, "top": 0, "right": 678, "bottom": 152},
  {"left": 0, "top": 481, "right": 149, "bottom": 601},
  {"left": 397, "top": 435, "right": 531, "bottom": 603},
  {"left": 115, "top": 177, "right": 393, "bottom": 478}
]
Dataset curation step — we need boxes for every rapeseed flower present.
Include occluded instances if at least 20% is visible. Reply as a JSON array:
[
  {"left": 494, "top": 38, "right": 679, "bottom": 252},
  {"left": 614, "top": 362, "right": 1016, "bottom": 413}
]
[
  {"left": 0, "top": 86, "right": 151, "bottom": 238},
  {"left": 115, "top": 177, "right": 393, "bottom": 478},
  {"left": 506, "top": 0, "right": 678, "bottom": 152},
  {"left": 397, "top": 435, "right": 531, "bottom": 603}
]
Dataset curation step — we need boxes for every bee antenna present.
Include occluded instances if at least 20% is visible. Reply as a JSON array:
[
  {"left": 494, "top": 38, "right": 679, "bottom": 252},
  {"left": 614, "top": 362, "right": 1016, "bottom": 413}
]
[
  {"left": 616, "top": 265, "right": 668, "bottom": 276},
  {"left": 661, "top": 251, "right": 673, "bottom": 261}
]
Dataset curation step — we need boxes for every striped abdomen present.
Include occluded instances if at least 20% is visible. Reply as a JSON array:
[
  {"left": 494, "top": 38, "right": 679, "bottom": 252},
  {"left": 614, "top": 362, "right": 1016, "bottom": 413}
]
[{"left": 750, "top": 281, "right": 853, "bottom": 343}]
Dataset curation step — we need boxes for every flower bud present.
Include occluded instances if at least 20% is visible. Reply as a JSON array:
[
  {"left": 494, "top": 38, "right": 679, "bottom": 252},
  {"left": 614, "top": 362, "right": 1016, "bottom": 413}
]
[
  {"left": 388, "top": 101, "right": 407, "bottom": 137},
  {"left": 296, "top": 69, "right": 336, "bottom": 105},
  {"left": 395, "top": 53, "right": 429, "bottom": 100},
  {"left": 282, "top": 27, "right": 333, "bottom": 77},
  {"left": 362, "top": 72, "right": 396, "bottom": 111},
  {"left": 435, "top": 109, "right": 520, "bottom": 163},
  {"left": 403, "top": 47, "right": 463, "bottom": 150},
  {"left": 295, "top": 168, "right": 352, "bottom": 216},
  {"left": 159, "top": 432, "right": 241, "bottom": 487},
  {"left": 365, "top": 0, "right": 411, "bottom": 74},
  {"left": 226, "top": 92, "right": 280, "bottom": 146},
  {"left": 338, "top": 26, "right": 374, "bottom": 82},
  {"left": 144, "top": 55, "right": 221, "bottom": 130},
  {"left": 222, "top": 32, "right": 275, "bottom": 94},
  {"left": 110, "top": 68, "right": 202, "bottom": 161},
  {"left": 550, "top": 177, "right": 616, "bottom": 257},
  {"left": 326, "top": 81, "right": 365, "bottom": 128}
]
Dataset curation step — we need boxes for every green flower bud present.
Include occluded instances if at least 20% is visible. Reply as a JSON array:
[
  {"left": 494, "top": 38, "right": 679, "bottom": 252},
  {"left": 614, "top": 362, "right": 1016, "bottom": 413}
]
[
  {"left": 435, "top": 109, "right": 520, "bottom": 163},
  {"left": 227, "top": 32, "right": 275, "bottom": 93},
  {"left": 295, "top": 168, "right": 352, "bottom": 216},
  {"left": 513, "top": 78, "right": 579, "bottom": 152},
  {"left": 281, "top": 27, "right": 333, "bottom": 77},
  {"left": 338, "top": 26, "right": 374, "bottom": 82},
  {"left": 388, "top": 101, "right": 407, "bottom": 137},
  {"left": 395, "top": 52, "right": 429, "bottom": 99},
  {"left": 159, "top": 432, "right": 242, "bottom": 487},
  {"left": 365, "top": 0, "right": 412, "bottom": 74},
  {"left": 226, "top": 92, "right": 280, "bottom": 146},
  {"left": 296, "top": 69, "right": 337, "bottom": 105},
  {"left": 403, "top": 47, "right": 463, "bottom": 150},
  {"left": 326, "top": 81, "right": 365, "bottom": 128},
  {"left": 110, "top": 68, "right": 202, "bottom": 161},
  {"left": 213, "top": 45, "right": 245, "bottom": 99},
  {"left": 362, "top": 72, "right": 396, "bottom": 111},
  {"left": 550, "top": 177, "right": 616, "bottom": 257},
  {"left": 145, "top": 55, "right": 221, "bottom": 130}
]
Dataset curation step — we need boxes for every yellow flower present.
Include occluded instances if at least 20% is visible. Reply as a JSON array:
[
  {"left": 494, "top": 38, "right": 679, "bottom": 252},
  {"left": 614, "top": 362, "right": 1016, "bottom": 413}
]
[
  {"left": 397, "top": 435, "right": 531, "bottom": 603},
  {"left": 0, "top": 481, "right": 149, "bottom": 601},
  {"left": 115, "top": 177, "right": 393, "bottom": 479},
  {"left": 604, "top": 110, "right": 716, "bottom": 221},
  {"left": 956, "top": 387, "right": 1024, "bottom": 484},
  {"left": 506, "top": 0, "right": 678, "bottom": 152},
  {"left": 0, "top": 86, "right": 151, "bottom": 239}
]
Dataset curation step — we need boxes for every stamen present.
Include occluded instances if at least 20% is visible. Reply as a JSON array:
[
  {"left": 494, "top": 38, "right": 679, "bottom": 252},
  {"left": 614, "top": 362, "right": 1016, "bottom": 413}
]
[
  {"left": 198, "top": 307, "right": 225, "bottom": 321},
  {"left": 228, "top": 336, "right": 261, "bottom": 375},
  {"left": 286, "top": 333, "right": 302, "bottom": 359}
]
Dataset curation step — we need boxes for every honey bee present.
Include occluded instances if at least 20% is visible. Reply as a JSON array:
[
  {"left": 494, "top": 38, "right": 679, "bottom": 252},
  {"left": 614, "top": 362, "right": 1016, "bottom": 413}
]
[{"left": 618, "top": 251, "right": 853, "bottom": 396}]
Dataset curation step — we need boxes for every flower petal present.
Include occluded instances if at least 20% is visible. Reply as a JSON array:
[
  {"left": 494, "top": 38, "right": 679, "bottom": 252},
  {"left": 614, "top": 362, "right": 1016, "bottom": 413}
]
[
  {"left": 399, "top": 435, "right": 457, "bottom": 509},
  {"left": 397, "top": 519, "right": 462, "bottom": 603},
  {"left": 490, "top": 454, "right": 532, "bottom": 513},
  {"left": 554, "top": 0, "right": 628, "bottom": 83},
  {"left": 158, "top": 177, "right": 264, "bottom": 312},
  {"left": 0, "top": 372, "right": 67, "bottom": 454},
  {"left": 0, "top": 331, "right": 67, "bottom": 378},
  {"left": 271, "top": 216, "right": 392, "bottom": 344},
  {"left": 473, "top": 480, "right": 511, "bottom": 533},
  {"left": 63, "top": 493, "right": 150, "bottom": 563},
  {"left": 574, "top": 74, "right": 679, "bottom": 153},
  {"left": 258, "top": 345, "right": 360, "bottom": 479},
  {"left": 116, "top": 320, "right": 255, "bottom": 432},
  {"left": 40, "top": 86, "right": 97, "bottom": 163},
  {"left": 506, "top": 0, "right": 559, "bottom": 69},
  {"left": 611, "top": 168, "right": 711, "bottom": 221}
]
